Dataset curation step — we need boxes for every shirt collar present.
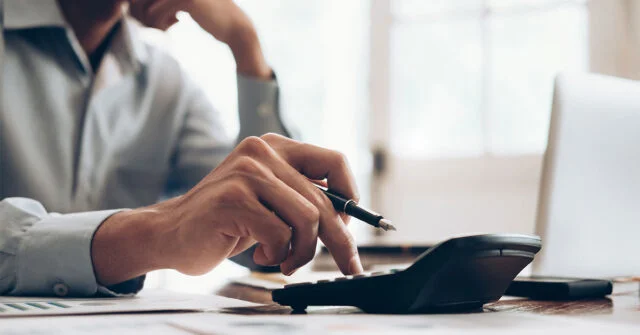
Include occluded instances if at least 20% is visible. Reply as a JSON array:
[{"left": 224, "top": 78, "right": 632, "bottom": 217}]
[
  {"left": 109, "top": 18, "right": 149, "bottom": 73},
  {"left": 4, "top": 0, "right": 68, "bottom": 29},
  {"left": 4, "top": 0, "right": 149, "bottom": 73}
]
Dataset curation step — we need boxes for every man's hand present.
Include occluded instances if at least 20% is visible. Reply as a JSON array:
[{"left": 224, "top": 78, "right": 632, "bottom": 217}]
[
  {"left": 92, "top": 134, "right": 363, "bottom": 286},
  {"left": 129, "top": 0, "right": 272, "bottom": 79}
]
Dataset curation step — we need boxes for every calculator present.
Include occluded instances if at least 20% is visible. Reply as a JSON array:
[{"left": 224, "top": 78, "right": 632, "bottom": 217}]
[{"left": 272, "top": 234, "right": 542, "bottom": 314}]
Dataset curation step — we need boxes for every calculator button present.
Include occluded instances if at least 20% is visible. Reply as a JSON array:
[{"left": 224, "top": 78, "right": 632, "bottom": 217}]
[
  {"left": 317, "top": 279, "right": 332, "bottom": 283},
  {"left": 334, "top": 277, "right": 350, "bottom": 281},
  {"left": 353, "top": 274, "right": 368, "bottom": 278},
  {"left": 371, "top": 271, "right": 387, "bottom": 276}
]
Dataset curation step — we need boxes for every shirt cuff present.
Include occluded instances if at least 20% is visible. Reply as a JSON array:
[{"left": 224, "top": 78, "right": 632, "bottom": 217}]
[
  {"left": 98, "top": 275, "right": 146, "bottom": 297},
  {"left": 13, "top": 209, "right": 141, "bottom": 297},
  {"left": 237, "top": 73, "right": 290, "bottom": 140}
]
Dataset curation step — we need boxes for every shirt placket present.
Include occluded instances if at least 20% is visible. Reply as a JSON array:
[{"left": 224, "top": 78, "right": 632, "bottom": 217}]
[
  {"left": 63, "top": 28, "right": 98, "bottom": 211},
  {"left": 66, "top": 23, "right": 132, "bottom": 211}
]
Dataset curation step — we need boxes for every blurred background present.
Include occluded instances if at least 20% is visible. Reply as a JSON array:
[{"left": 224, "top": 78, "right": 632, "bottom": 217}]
[{"left": 141, "top": 0, "right": 640, "bottom": 291}]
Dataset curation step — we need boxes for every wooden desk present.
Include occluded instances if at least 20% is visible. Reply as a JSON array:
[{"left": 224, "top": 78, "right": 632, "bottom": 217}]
[{"left": 215, "top": 280, "right": 640, "bottom": 326}]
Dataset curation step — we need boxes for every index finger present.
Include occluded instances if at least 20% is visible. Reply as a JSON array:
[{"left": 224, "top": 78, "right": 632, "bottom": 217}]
[
  {"left": 260, "top": 133, "right": 360, "bottom": 203},
  {"left": 260, "top": 134, "right": 363, "bottom": 275}
]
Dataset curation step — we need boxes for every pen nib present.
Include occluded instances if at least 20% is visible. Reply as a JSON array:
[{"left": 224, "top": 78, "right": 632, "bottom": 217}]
[{"left": 378, "top": 219, "right": 397, "bottom": 231}]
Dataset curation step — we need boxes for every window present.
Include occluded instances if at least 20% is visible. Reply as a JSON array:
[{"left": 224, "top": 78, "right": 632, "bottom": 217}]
[
  {"left": 370, "top": 0, "right": 588, "bottom": 245},
  {"left": 388, "top": 0, "right": 587, "bottom": 158}
]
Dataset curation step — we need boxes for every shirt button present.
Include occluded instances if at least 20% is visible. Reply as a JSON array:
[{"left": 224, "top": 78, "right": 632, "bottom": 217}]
[
  {"left": 53, "top": 282, "right": 69, "bottom": 297},
  {"left": 257, "top": 103, "right": 273, "bottom": 117}
]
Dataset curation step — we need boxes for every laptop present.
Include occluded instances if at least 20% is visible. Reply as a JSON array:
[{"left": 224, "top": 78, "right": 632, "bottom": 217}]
[{"left": 531, "top": 72, "right": 640, "bottom": 279}]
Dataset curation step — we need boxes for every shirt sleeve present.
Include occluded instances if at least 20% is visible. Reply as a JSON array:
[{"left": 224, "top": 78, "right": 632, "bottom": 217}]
[
  {"left": 166, "top": 73, "right": 290, "bottom": 192},
  {"left": 0, "top": 198, "right": 144, "bottom": 297},
  {"left": 236, "top": 73, "right": 290, "bottom": 141}
]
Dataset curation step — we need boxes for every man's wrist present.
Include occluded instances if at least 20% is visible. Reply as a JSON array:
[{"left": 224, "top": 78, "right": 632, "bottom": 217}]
[
  {"left": 228, "top": 28, "right": 273, "bottom": 80},
  {"left": 91, "top": 202, "right": 178, "bottom": 286}
]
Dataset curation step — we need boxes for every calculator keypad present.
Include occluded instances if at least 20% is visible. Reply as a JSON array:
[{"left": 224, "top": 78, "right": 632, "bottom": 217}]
[{"left": 284, "top": 269, "right": 401, "bottom": 288}]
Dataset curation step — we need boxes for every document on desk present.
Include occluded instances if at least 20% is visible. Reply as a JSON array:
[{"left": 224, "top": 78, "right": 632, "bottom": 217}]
[
  {"left": 166, "top": 312, "right": 640, "bottom": 335},
  {"left": 0, "top": 313, "right": 193, "bottom": 335},
  {"left": 0, "top": 308, "right": 637, "bottom": 334},
  {"left": 0, "top": 314, "right": 189, "bottom": 335},
  {"left": 0, "top": 289, "right": 260, "bottom": 317}
]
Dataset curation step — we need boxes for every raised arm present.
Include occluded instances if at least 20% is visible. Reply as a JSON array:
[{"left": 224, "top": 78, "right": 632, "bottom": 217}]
[
  {"left": 133, "top": 0, "right": 291, "bottom": 192},
  {"left": 131, "top": 0, "right": 272, "bottom": 79}
]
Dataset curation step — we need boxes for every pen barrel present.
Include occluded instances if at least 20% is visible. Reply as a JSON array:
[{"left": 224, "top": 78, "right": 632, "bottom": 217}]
[
  {"left": 319, "top": 187, "right": 383, "bottom": 227},
  {"left": 344, "top": 202, "right": 383, "bottom": 227},
  {"left": 323, "top": 191, "right": 349, "bottom": 211}
]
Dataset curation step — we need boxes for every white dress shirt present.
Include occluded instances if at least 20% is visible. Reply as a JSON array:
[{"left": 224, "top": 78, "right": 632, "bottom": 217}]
[{"left": 0, "top": 0, "right": 288, "bottom": 297}]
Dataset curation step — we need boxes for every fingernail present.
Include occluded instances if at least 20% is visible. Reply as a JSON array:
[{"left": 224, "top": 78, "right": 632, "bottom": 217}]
[{"left": 348, "top": 256, "right": 364, "bottom": 275}]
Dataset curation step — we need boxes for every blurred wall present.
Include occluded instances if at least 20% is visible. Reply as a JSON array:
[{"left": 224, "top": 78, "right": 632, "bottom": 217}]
[{"left": 589, "top": 0, "right": 640, "bottom": 80}]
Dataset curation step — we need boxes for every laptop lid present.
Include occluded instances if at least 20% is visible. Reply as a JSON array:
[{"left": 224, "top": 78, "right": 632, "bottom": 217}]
[{"left": 532, "top": 73, "right": 640, "bottom": 278}]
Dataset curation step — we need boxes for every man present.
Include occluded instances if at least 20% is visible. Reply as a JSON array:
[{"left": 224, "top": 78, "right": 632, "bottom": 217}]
[{"left": 0, "top": 0, "right": 363, "bottom": 297}]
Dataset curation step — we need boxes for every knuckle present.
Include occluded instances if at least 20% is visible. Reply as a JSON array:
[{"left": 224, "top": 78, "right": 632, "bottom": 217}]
[
  {"left": 237, "top": 136, "right": 271, "bottom": 157},
  {"left": 300, "top": 205, "right": 320, "bottom": 226},
  {"left": 332, "top": 151, "right": 350, "bottom": 169},
  {"left": 260, "top": 132, "right": 283, "bottom": 143},
  {"left": 232, "top": 156, "right": 264, "bottom": 176},
  {"left": 275, "top": 225, "right": 293, "bottom": 244},
  {"left": 219, "top": 181, "right": 250, "bottom": 202}
]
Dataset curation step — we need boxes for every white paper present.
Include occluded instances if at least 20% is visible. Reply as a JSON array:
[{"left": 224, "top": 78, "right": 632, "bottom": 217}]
[
  {"left": 0, "top": 289, "right": 260, "bottom": 317},
  {"left": 0, "top": 313, "right": 190, "bottom": 334},
  {"left": 168, "top": 312, "right": 640, "bottom": 335},
  {"left": 0, "top": 307, "right": 637, "bottom": 334}
]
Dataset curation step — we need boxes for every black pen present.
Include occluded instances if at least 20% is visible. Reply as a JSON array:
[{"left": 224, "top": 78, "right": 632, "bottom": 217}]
[{"left": 315, "top": 185, "right": 397, "bottom": 231}]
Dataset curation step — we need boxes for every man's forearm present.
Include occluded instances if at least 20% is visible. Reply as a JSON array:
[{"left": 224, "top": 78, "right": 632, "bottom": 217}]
[
  {"left": 91, "top": 201, "right": 178, "bottom": 286},
  {"left": 228, "top": 28, "right": 272, "bottom": 80}
]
